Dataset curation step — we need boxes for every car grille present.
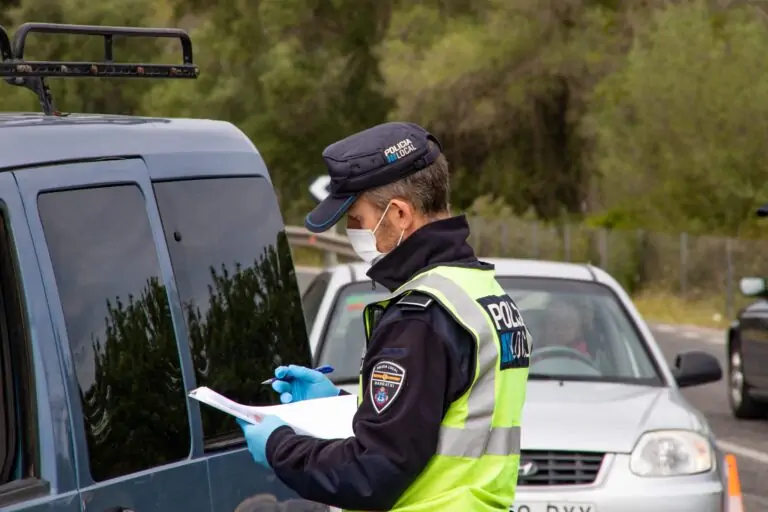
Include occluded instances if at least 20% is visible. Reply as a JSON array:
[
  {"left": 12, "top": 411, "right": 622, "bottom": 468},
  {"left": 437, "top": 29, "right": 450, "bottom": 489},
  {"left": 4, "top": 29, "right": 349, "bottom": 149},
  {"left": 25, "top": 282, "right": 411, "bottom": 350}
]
[{"left": 518, "top": 450, "right": 605, "bottom": 486}]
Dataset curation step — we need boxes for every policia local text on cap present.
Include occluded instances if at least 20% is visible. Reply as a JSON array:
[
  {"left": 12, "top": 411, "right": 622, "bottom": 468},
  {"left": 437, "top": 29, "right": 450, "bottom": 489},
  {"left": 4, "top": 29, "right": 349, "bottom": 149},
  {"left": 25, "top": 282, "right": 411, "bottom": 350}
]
[{"left": 237, "top": 122, "right": 532, "bottom": 511}]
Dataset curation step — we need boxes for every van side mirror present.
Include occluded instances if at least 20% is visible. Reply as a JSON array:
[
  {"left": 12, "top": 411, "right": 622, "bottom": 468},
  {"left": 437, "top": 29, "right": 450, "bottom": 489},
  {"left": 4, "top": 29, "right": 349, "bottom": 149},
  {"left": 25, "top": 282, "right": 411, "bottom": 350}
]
[
  {"left": 739, "top": 277, "right": 767, "bottom": 297},
  {"left": 673, "top": 350, "right": 722, "bottom": 388}
]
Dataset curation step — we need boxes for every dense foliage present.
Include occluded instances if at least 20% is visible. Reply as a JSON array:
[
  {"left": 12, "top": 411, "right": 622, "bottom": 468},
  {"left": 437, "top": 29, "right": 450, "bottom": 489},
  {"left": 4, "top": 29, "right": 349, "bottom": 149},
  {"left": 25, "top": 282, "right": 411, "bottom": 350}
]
[{"left": 2, "top": 0, "right": 767, "bottom": 235}]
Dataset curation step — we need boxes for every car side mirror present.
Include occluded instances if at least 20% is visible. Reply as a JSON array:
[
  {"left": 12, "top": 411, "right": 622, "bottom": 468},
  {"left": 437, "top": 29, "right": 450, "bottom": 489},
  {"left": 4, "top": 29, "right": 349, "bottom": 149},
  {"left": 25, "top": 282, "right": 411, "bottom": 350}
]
[
  {"left": 739, "top": 277, "right": 767, "bottom": 297},
  {"left": 673, "top": 350, "right": 722, "bottom": 388}
]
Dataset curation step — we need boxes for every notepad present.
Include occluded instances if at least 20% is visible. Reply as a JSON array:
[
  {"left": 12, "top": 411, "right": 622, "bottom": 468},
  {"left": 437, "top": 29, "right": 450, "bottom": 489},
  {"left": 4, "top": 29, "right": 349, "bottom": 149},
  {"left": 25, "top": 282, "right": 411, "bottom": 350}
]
[{"left": 188, "top": 386, "right": 357, "bottom": 439}]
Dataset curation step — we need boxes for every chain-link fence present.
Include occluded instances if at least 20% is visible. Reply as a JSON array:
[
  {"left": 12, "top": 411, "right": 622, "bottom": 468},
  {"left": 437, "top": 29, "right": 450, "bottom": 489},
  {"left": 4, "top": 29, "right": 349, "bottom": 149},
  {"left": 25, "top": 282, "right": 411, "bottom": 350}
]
[{"left": 467, "top": 216, "right": 768, "bottom": 319}]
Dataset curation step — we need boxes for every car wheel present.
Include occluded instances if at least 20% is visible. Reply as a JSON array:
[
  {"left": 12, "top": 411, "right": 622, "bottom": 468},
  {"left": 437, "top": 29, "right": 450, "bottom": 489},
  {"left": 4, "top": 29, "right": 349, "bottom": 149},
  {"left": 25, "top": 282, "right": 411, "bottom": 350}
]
[{"left": 729, "top": 340, "right": 767, "bottom": 419}]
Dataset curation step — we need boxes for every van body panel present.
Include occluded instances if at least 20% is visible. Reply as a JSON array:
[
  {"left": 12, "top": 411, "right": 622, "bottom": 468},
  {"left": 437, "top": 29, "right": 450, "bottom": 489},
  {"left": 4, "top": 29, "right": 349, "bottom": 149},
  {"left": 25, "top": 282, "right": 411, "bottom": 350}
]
[
  {"left": 0, "top": 115, "right": 323, "bottom": 511},
  {"left": 15, "top": 159, "right": 213, "bottom": 511},
  {"left": 0, "top": 114, "right": 259, "bottom": 169}
]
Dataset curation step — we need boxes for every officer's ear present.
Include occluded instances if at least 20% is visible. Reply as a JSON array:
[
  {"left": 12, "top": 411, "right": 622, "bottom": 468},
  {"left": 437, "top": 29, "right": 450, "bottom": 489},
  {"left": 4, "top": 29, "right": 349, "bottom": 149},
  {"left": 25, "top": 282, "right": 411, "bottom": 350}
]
[{"left": 389, "top": 198, "right": 414, "bottom": 231}]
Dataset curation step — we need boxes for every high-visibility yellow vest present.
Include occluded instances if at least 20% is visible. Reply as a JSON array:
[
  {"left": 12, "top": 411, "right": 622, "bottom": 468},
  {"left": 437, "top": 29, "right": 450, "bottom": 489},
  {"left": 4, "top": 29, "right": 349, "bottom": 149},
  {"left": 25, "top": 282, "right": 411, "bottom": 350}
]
[{"left": 346, "top": 265, "right": 531, "bottom": 512}]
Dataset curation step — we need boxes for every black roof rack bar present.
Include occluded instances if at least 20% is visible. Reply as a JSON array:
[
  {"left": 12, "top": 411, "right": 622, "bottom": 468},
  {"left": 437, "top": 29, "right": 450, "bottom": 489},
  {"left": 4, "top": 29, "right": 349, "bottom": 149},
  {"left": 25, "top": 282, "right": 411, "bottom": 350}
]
[
  {"left": 12, "top": 23, "right": 194, "bottom": 63},
  {"left": 0, "top": 62, "right": 198, "bottom": 79},
  {"left": 0, "top": 23, "right": 199, "bottom": 116},
  {"left": 0, "top": 26, "right": 11, "bottom": 61}
]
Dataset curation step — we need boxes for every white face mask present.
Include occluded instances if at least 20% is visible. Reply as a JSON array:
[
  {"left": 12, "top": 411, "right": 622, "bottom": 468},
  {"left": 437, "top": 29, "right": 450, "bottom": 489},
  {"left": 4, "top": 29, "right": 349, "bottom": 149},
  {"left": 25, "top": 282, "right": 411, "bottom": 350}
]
[{"left": 346, "top": 202, "right": 404, "bottom": 264}]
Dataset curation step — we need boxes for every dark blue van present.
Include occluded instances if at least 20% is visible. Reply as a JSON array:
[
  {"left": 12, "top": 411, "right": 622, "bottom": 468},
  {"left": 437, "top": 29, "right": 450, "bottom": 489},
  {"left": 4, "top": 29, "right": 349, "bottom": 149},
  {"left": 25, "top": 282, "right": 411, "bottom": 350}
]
[{"left": 0, "top": 23, "right": 331, "bottom": 512}]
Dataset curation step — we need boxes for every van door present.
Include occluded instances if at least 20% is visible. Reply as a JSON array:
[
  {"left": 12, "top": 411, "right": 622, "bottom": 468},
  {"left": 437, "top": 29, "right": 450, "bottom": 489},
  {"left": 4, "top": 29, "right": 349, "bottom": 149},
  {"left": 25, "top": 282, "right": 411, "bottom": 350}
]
[
  {"left": 0, "top": 173, "right": 80, "bottom": 512},
  {"left": 144, "top": 151, "right": 326, "bottom": 511},
  {"left": 14, "top": 160, "right": 211, "bottom": 512}
]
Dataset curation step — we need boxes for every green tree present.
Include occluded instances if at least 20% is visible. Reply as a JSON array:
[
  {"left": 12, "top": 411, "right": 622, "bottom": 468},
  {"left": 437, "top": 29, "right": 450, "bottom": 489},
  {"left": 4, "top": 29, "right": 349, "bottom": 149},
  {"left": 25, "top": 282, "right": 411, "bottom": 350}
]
[
  {"left": 377, "top": 0, "right": 623, "bottom": 220},
  {"left": 146, "top": 0, "right": 394, "bottom": 222},
  {"left": 585, "top": 1, "right": 768, "bottom": 236},
  {"left": 5, "top": 0, "right": 768, "bottom": 239}
]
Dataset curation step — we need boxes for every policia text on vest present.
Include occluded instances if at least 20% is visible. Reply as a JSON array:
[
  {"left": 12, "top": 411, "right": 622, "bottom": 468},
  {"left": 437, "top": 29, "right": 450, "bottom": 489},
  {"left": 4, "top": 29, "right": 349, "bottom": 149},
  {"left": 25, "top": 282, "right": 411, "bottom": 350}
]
[
  {"left": 477, "top": 295, "right": 531, "bottom": 370},
  {"left": 352, "top": 265, "right": 531, "bottom": 511}
]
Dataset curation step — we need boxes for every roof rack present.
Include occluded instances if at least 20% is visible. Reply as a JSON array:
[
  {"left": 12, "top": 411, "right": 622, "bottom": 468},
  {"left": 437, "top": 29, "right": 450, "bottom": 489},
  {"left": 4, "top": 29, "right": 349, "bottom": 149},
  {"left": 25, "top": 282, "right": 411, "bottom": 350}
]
[{"left": 0, "top": 22, "right": 199, "bottom": 115}]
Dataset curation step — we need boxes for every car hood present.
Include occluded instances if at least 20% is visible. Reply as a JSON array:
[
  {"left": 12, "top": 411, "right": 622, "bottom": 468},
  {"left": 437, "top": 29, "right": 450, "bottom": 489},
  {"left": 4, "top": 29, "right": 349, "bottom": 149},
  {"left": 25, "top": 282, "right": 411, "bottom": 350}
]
[
  {"left": 521, "top": 380, "right": 705, "bottom": 453},
  {"left": 337, "top": 380, "right": 707, "bottom": 454}
]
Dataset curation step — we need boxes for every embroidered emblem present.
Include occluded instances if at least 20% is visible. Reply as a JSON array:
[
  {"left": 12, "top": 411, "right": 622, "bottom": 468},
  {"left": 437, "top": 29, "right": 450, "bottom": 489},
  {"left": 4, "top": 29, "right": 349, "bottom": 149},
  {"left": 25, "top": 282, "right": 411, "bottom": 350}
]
[{"left": 369, "top": 360, "right": 406, "bottom": 414}]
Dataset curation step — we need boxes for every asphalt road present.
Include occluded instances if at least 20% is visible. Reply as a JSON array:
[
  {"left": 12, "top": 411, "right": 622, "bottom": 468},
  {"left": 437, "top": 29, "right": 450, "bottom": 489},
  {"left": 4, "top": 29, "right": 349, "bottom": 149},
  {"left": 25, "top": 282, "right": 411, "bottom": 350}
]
[
  {"left": 296, "top": 269, "right": 768, "bottom": 509},
  {"left": 651, "top": 324, "right": 768, "bottom": 511}
]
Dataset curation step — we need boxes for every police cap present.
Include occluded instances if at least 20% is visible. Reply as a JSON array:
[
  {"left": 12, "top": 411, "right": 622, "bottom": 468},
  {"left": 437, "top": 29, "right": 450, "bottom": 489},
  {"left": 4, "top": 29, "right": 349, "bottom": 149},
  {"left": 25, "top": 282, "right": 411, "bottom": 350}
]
[{"left": 304, "top": 121, "right": 443, "bottom": 233}]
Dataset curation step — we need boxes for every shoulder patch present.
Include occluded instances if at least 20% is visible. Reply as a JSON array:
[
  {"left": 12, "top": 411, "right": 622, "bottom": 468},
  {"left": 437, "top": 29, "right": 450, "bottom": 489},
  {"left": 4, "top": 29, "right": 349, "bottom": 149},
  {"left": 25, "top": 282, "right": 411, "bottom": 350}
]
[
  {"left": 369, "top": 361, "right": 406, "bottom": 414},
  {"left": 396, "top": 292, "right": 433, "bottom": 310},
  {"left": 477, "top": 294, "right": 531, "bottom": 370}
]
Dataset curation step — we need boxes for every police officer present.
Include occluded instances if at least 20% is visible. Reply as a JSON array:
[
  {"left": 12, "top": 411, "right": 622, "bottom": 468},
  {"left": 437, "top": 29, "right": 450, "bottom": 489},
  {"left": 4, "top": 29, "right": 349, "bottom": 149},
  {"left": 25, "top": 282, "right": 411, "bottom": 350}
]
[{"left": 238, "top": 122, "right": 532, "bottom": 511}]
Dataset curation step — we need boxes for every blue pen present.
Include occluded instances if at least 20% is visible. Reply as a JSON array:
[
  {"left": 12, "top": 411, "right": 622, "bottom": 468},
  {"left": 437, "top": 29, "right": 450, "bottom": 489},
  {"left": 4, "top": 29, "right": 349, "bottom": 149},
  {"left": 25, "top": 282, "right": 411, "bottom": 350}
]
[{"left": 261, "top": 365, "right": 335, "bottom": 385}]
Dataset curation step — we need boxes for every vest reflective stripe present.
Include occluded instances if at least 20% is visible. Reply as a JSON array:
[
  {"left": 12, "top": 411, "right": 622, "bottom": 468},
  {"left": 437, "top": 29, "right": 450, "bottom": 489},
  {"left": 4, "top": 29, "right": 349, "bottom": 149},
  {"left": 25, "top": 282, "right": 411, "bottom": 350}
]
[
  {"left": 386, "top": 272, "right": 519, "bottom": 458},
  {"left": 437, "top": 425, "right": 521, "bottom": 457}
]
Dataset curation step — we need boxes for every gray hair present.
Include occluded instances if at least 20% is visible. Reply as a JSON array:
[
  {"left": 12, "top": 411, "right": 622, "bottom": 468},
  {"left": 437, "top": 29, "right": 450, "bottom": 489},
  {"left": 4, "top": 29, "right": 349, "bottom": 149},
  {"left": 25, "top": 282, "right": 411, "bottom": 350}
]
[{"left": 362, "top": 141, "right": 451, "bottom": 216}]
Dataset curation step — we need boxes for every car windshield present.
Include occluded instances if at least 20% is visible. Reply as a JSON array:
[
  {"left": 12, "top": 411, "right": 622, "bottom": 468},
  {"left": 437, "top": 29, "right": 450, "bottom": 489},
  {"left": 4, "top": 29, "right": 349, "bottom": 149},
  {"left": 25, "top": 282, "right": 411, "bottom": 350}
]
[{"left": 314, "top": 276, "right": 662, "bottom": 386}]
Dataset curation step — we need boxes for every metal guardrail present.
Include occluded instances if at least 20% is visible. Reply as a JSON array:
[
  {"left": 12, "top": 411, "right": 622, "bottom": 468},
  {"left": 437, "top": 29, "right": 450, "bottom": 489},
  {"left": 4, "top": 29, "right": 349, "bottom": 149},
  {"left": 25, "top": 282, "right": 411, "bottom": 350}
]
[{"left": 284, "top": 225, "right": 356, "bottom": 266}]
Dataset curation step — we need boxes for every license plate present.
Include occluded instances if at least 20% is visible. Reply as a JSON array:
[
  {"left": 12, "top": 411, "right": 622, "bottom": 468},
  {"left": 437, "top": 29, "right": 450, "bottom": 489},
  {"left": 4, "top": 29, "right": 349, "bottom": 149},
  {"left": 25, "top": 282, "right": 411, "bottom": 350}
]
[{"left": 511, "top": 503, "right": 596, "bottom": 512}]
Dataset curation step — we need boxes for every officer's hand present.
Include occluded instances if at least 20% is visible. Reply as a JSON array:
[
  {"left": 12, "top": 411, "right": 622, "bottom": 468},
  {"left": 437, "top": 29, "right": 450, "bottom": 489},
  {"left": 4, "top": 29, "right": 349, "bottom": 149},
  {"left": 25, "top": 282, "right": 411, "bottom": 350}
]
[
  {"left": 237, "top": 416, "right": 287, "bottom": 468},
  {"left": 271, "top": 364, "right": 340, "bottom": 403}
]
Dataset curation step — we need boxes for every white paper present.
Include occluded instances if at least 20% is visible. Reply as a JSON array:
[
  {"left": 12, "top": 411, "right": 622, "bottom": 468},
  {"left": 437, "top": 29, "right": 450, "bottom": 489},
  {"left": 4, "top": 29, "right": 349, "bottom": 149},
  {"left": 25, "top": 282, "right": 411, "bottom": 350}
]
[
  {"left": 188, "top": 386, "right": 264, "bottom": 425},
  {"left": 189, "top": 386, "right": 357, "bottom": 439}
]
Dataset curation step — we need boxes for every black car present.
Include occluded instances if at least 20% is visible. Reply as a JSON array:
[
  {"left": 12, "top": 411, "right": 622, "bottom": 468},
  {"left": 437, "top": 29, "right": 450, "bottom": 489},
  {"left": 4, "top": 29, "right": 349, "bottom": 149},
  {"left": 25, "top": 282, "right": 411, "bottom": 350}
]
[{"left": 727, "top": 276, "right": 768, "bottom": 418}]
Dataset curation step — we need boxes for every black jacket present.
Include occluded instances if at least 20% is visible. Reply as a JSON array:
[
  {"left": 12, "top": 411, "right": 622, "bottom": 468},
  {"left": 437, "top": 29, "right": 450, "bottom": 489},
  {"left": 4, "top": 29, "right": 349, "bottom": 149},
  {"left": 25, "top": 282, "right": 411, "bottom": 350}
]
[{"left": 265, "top": 215, "right": 492, "bottom": 511}]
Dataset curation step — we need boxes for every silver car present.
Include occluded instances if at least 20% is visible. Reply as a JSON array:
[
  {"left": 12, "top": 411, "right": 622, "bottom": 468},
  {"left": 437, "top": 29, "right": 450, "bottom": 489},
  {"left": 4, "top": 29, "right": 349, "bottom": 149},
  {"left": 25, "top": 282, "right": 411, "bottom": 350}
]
[{"left": 300, "top": 258, "right": 727, "bottom": 512}]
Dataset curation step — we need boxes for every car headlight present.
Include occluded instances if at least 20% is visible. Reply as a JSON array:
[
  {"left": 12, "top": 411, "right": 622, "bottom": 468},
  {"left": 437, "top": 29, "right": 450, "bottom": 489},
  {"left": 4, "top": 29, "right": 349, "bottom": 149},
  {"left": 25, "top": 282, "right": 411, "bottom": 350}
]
[{"left": 629, "top": 430, "right": 714, "bottom": 477}]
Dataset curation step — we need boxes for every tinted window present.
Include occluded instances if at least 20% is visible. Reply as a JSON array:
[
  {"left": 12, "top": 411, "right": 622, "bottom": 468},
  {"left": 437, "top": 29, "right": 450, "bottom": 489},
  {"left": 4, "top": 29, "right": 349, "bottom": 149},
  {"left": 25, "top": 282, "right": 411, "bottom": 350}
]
[
  {"left": 316, "top": 278, "right": 662, "bottom": 386},
  {"left": 153, "top": 177, "right": 311, "bottom": 446},
  {"left": 38, "top": 185, "right": 190, "bottom": 482},
  {"left": 301, "top": 272, "right": 331, "bottom": 332}
]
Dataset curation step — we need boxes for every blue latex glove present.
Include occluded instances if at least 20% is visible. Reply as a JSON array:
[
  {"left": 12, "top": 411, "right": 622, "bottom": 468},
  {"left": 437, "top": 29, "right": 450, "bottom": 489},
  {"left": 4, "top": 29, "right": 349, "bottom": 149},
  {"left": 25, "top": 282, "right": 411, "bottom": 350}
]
[
  {"left": 237, "top": 416, "right": 288, "bottom": 468},
  {"left": 271, "top": 364, "right": 340, "bottom": 403}
]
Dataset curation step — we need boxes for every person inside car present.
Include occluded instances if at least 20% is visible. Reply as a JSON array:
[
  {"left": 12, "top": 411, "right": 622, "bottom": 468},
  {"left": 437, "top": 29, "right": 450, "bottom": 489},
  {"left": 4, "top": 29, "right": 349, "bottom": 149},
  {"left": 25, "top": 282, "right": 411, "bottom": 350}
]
[{"left": 541, "top": 297, "right": 592, "bottom": 357}]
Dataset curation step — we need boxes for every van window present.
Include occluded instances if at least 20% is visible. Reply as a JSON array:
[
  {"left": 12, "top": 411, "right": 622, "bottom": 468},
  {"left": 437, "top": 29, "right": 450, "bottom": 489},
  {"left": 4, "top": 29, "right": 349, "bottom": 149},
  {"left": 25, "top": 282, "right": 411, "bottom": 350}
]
[
  {"left": 38, "top": 185, "right": 191, "bottom": 482},
  {"left": 153, "top": 177, "right": 311, "bottom": 448},
  {"left": 0, "top": 211, "right": 44, "bottom": 506}
]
